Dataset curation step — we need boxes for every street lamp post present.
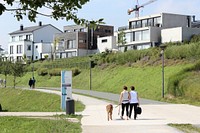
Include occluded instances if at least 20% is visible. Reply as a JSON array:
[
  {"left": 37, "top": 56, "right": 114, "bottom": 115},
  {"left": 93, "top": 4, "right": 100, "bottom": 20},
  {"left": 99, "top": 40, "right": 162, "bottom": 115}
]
[
  {"left": 160, "top": 45, "right": 166, "bottom": 98},
  {"left": 32, "top": 41, "right": 34, "bottom": 78},
  {"left": 89, "top": 55, "right": 92, "bottom": 90}
]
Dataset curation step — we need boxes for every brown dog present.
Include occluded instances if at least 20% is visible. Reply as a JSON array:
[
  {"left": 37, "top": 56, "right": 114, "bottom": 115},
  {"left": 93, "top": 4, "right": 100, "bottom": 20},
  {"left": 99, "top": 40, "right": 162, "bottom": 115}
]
[{"left": 106, "top": 104, "right": 113, "bottom": 121}]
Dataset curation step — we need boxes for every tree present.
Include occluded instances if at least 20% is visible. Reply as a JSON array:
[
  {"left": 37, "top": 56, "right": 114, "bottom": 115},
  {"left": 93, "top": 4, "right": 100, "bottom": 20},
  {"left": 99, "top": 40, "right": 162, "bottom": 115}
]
[
  {"left": 118, "top": 31, "right": 127, "bottom": 52},
  {"left": 0, "top": 0, "right": 103, "bottom": 25},
  {"left": 53, "top": 37, "right": 60, "bottom": 60},
  {"left": 0, "top": 61, "right": 12, "bottom": 88},
  {"left": 11, "top": 61, "right": 26, "bottom": 88}
]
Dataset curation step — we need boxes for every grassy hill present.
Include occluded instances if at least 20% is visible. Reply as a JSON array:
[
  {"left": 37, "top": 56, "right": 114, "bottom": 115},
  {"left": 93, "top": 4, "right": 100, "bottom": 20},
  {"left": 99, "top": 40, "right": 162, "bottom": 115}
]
[{"left": 1, "top": 41, "right": 200, "bottom": 106}]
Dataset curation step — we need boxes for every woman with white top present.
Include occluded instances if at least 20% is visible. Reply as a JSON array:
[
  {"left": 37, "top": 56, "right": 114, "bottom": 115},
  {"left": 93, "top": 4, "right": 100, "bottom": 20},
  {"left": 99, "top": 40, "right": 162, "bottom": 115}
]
[
  {"left": 129, "top": 86, "right": 139, "bottom": 120},
  {"left": 119, "top": 86, "right": 130, "bottom": 120}
]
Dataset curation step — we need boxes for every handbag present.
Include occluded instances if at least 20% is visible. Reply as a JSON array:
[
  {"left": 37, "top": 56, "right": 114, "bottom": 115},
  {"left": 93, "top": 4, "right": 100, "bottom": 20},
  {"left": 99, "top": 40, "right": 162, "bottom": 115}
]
[{"left": 136, "top": 106, "right": 142, "bottom": 114}]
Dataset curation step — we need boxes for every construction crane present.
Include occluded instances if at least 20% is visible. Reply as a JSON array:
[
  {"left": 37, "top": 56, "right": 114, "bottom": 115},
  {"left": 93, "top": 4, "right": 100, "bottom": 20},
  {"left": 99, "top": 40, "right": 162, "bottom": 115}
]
[{"left": 128, "top": 0, "right": 157, "bottom": 17}]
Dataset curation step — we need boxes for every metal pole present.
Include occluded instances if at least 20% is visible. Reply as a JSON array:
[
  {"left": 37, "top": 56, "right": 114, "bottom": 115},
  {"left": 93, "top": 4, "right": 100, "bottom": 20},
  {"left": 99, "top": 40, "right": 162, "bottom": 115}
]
[
  {"left": 162, "top": 50, "right": 164, "bottom": 98},
  {"left": 89, "top": 60, "right": 92, "bottom": 90},
  {"left": 32, "top": 41, "right": 34, "bottom": 78}
]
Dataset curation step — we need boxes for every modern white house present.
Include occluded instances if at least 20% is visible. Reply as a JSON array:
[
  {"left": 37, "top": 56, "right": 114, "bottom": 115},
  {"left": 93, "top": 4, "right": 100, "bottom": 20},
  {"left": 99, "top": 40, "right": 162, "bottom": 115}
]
[
  {"left": 8, "top": 22, "right": 62, "bottom": 62},
  {"left": 97, "top": 36, "right": 118, "bottom": 53},
  {"left": 118, "top": 12, "right": 200, "bottom": 51}
]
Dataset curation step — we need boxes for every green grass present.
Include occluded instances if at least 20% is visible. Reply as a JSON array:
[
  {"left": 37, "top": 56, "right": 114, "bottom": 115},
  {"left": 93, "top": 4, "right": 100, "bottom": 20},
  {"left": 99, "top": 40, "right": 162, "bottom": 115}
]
[
  {"left": 168, "top": 123, "right": 200, "bottom": 133},
  {"left": 1, "top": 60, "right": 199, "bottom": 105},
  {"left": 0, "top": 88, "right": 84, "bottom": 112},
  {"left": 0, "top": 116, "right": 81, "bottom": 133}
]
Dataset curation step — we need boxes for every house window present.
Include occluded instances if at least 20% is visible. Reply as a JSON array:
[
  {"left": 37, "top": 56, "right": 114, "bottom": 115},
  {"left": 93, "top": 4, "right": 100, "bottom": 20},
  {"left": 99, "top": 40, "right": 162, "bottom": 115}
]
[
  {"left": 17, "top": 56, "right": 22, "bottom": 61},
  {"left": 36, "top": 45, "right": 38, "bottom": 49},
  {"left": 142, "top": 30, "right": 149, "bottom": 40},
  {"left": 79, "top": 40, "right": 84, "bottom": 43},
  {"left": 67, "top": 40, "right": 76, "bottom": 49},
  {"left": 67, "top": 51, "right": 76, "bottom": 57},
  {"left": 142, "top": 19, "right": 148, "bottom": 27},
  {"left": 17, "top": 45, "right": 22, "bottom": 54},
  {"left": 102, "top": 39, "right": 107, "bottom": 43},
  {"left": 134, "top": 30, "right": 149, "bottom": 41},
  {"left": 12, "top": 36, "right": 16, "bottom": 42},
  {"left": 136, "top": 20, "right": 142, "bottom": 28},
  {"left": 135, "top": 31, "right": 142, "bottom": 41},
  {"left": 125, "top": 33, "right": 132, "bottom": 43},
  {"left": 148, "top": 18, "right": 153, "bottom": 26},
  {"left": 36, "top": 56, "right": 38, "bottom": 59},
  {"left": 130, "top": 21, "right": 137, "bottom": 29},
  {"left": 19, "top": 35, "right": 23, "bottom": 41},
  {"left": 27, "top": 45, "right": 31, "bottom": 51},
  {"left": 10, "top": 46, "right": 14, "bottom": 54},
  {"left": 154, "top": 17, "right": 161, "bottom": 27},
  {"left": 26, "top": 34, "right": 32, "bottom": 41}
]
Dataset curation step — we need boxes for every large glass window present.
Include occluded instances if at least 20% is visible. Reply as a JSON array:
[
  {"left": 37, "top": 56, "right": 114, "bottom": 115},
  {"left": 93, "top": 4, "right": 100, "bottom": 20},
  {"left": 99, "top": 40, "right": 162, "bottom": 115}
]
[
  {"left": 125, "top": 32, "right": 131, "bottom": 43},
  {"left": 130, "top": 21, "right": 137, "bottom": 29},
  {"left": 135, "top": 31, "right": 142, "bottom": 41},
  {"left": 154, "top": 17, "right": 161, "bottom": 27},
  {"left": 142, "top": 19, "right": 148, "bottom": 27},
  {"left": 67, "top": 40, "right": 76, "bottom": 49},
  {"left": 19, "top": 35, "right": 23, "bottom": 41},
  {"left": 142, "top": 30, "right": 149, "bottom": 41},
  {"left": 136, "top": 21, "right": 142, "bottom": 28},
  {"left": 17, "top": 45, "right": 23, "bottom": 54},
  {"left": 10, "top": 46, "right": 14, "bottom": 54},
  {"left": 148, "top": 18, "right": 153, "bottom": 26}
]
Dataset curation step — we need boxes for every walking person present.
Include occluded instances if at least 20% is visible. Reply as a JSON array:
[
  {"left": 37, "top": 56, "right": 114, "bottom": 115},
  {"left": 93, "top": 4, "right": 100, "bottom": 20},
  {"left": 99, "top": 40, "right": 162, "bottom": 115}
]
[
  {"left": 129, "top": 85, "right": 139, "bottom": 120},
  {"left": 119, "top": 86, "right": 130, "bottom": 120},
  {"left": 28, "top": 78, "right": 33, "bottom": 89},
  {"left": 32, "top": 77, "right": 36, "bottom": 88}
]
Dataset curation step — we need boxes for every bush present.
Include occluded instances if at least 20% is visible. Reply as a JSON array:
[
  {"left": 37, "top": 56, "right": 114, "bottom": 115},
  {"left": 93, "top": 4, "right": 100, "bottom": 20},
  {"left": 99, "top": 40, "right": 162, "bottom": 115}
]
[
  {"left": 37, "top": 68, "right": 48, "bottom": 76},
  {"left": 49, "top": 68, "right": 62, "bottom": 76},
  {"left": 72, "top": 68, "right": 81, "bottom": 77}
]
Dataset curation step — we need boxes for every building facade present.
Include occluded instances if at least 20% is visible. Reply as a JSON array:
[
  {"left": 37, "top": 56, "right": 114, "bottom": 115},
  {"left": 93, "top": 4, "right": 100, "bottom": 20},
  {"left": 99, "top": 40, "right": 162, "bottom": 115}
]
[
  {"left": 54, "top": 24, "right": 114, "bottom": 58},
  {"left": 8, "top": 22, "right": 62, "bottom": 62},
  {"left": 118, "top": 13, "right": 200, "bottom": 51}
]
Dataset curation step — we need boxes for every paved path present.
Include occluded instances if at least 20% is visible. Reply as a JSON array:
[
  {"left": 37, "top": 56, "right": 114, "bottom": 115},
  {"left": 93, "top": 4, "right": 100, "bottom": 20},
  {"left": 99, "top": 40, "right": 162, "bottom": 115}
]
[{"left": 1, "top": 88, "right": 200, "bottom": 133}]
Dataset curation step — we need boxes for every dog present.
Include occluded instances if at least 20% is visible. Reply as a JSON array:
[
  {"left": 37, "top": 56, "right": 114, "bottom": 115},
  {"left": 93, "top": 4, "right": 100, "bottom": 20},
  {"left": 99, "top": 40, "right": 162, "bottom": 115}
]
[{"left": 106, "top": 104, "right": 113, "bottom": 121}]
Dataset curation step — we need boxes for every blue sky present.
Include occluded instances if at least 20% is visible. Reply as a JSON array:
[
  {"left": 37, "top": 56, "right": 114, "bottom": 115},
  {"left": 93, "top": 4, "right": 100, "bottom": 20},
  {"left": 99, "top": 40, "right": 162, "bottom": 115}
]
[{"left": 0, "top": 0, "right": 200, "bottom": 50}]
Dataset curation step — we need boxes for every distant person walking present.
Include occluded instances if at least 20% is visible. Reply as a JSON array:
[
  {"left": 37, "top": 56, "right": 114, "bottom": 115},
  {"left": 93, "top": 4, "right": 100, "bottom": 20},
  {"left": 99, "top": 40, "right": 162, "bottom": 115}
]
[
  {"left": 32, "top": 77, "right": 36, "bottom": 88},
  {"left": 119, "top": 86, "right": 130, "bottom": 120},
  {"left": 28, "top": 78, "right": 33, "bottom": 89},
  {"left": 129, "top": 86, "right": 139, "bottom": 120}
]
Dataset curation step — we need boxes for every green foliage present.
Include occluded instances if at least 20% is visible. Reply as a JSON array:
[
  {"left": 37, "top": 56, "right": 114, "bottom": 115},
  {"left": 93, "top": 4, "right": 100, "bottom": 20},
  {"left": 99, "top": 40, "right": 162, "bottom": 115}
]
[
  {"left": 190, "top": 34, "right": 200, "bottom": 43},
  {"left": 37, "top": 68, "right": 48, "bottom": 76},
  {"left": 165, "top": 43, "right": 200, "bottom": 59},
  {"left": 72, "top": 68, "right": 81, "bottom": 77},
  {"left": 1, "top": 0, "right": 104, "bottom": 28},
  {"left": 167, "top": 60, "right": 200, "bottom": 101},
  {"left": 49, "top": 68, "right": 62, "bottom": 76},
  {"left": 117, "top": 31, "right": 126, "bottom": 46}
]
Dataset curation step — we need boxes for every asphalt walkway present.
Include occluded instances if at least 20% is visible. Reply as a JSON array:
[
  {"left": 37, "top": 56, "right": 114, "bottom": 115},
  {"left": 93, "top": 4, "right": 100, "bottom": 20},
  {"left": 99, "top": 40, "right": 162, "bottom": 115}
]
[{"left": 1, "top": 88, "right": 200, "bottom": 133}]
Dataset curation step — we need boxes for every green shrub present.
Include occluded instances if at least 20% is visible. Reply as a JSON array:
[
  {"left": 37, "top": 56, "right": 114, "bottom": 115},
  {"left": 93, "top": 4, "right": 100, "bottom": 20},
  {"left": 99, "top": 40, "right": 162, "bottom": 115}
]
[
  {"left": 37, "top": 68, "right": 48, "bottom": 76},
  {"left": 72, "top": 68, "right": 81, "bottom": 76},
  {"left": 190, "top": 34, "right": 200, "bottom": 43},
  {"left": 49, "top": 68, "right": 62, "bottom": 76}
]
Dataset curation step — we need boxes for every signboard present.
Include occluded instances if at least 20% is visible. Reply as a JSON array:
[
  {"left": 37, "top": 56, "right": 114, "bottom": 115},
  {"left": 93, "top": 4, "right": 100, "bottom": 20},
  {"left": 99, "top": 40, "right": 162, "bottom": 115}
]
[{"left": 61, "top": 71, "right": 72, "bottom": 110}]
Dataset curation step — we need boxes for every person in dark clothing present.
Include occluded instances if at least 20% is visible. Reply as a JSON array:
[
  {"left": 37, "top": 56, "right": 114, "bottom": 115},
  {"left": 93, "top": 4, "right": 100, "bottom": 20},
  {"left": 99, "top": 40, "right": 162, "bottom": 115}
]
[
  {"left": 28, "top": 78, "right": 33, "bottom": 89},
  {"left": 32, "top": 77, "right": 36, "bottom": 88}
]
